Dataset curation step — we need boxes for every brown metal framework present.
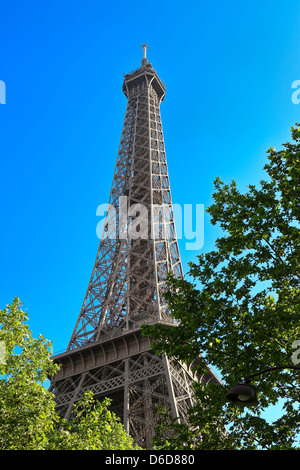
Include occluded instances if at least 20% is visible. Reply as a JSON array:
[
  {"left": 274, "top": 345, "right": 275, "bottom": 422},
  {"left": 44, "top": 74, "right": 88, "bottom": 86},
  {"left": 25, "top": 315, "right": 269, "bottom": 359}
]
[{"left": 50, "top": 49, "right": 220, "bottom": 449}]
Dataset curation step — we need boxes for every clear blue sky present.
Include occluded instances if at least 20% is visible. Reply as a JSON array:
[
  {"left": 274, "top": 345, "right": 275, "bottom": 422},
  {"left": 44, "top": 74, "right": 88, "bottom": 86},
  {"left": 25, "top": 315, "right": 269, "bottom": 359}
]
[{"left": 1, "top": 0, "right": 299, "bottom": 421}]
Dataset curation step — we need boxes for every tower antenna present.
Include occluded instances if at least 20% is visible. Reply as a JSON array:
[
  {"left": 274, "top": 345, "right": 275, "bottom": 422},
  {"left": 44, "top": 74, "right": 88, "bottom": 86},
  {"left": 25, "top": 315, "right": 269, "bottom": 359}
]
[{"left": 140, "top": 43, "right": 149, "bottom": 65}]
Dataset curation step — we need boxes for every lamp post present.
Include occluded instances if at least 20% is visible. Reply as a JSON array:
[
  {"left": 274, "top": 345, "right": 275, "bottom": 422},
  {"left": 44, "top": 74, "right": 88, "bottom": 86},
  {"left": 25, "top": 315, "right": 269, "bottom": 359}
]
[{"left": 226, "top": 365, "right": 300, "bottom": 407}]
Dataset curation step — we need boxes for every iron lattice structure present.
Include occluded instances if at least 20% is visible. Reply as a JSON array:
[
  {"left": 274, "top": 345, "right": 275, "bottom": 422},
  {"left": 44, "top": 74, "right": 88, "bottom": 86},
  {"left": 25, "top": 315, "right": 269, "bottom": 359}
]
[{"left": 50, "top": 47, "right": 220, "bottom": 449}]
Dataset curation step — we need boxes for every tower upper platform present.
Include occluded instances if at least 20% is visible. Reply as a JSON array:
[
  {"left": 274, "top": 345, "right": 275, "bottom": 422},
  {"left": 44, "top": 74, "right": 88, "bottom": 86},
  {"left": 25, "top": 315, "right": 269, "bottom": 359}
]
[{"left": 122, "top": 57, "right": 166, "bottom": 103}]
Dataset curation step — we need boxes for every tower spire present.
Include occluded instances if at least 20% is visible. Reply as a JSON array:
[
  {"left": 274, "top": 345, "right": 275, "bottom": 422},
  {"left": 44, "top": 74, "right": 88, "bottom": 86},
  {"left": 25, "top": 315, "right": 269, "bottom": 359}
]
[{"left": 140, "top": 43, "right": 149, "bottom": 65}]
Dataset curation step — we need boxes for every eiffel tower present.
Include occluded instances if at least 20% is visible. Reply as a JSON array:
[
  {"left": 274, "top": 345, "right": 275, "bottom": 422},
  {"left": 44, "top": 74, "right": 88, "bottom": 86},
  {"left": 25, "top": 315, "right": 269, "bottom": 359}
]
[{"left": 50, "top": 45, "right": 219, "bottom": 449}]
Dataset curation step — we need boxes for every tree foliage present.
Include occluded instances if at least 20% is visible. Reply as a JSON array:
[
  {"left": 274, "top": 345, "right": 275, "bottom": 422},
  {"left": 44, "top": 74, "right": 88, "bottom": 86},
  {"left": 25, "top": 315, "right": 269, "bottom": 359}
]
[
  {"left": 0, "top": 298, "right": 139, "bottom": 450},
  {"left": 142, "top": 124, "right": 300, "bottom": 449},
  {"left": 45, "top": 392, "right": 139, "bottom": 450}
]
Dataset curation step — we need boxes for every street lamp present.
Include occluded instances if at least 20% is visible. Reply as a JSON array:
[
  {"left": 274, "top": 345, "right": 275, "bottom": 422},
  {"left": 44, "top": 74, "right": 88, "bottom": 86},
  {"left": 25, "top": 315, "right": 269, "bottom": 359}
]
[
  {"left": 226, "top": 383, "right": 258, "bottom": 407},
  {"left": 226, "top": 365, "right": 300, "bottom": 407}
]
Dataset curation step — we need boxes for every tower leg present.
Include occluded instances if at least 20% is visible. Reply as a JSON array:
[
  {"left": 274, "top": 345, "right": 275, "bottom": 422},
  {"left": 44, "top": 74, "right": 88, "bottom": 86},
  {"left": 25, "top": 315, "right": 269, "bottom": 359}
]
[{"left": 50, "top": 340, "right": 209, "bottom": 449}]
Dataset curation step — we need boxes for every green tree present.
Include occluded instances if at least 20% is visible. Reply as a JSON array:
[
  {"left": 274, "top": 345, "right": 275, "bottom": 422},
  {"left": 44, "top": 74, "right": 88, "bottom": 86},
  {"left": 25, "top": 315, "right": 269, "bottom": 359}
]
[
  {"left": 45, "top": 392, "right": 139, "bottom": 450},
  {"left": 0, "top": 298, "right": 139, "bottom": 450},
  {"left": 142, "top": 124, "right": 300, "bottom": 450}
]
